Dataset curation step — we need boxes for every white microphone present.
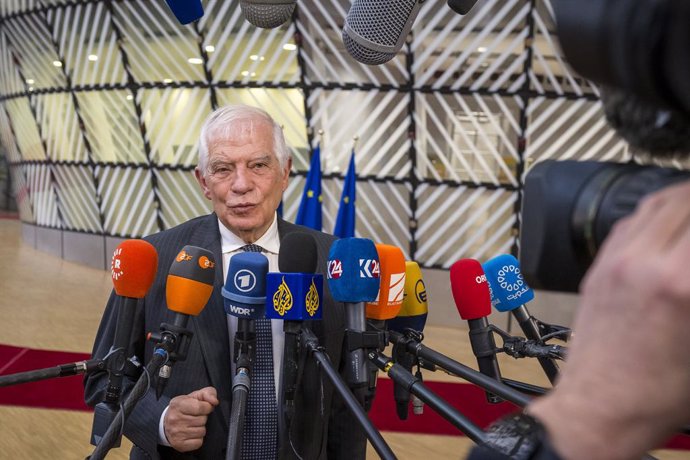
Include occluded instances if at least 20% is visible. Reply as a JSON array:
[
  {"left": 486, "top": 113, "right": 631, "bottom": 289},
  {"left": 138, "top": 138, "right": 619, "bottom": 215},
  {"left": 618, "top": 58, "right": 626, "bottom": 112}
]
[{"left": 240, "top": 0, "right": 297, "bottom": 29}]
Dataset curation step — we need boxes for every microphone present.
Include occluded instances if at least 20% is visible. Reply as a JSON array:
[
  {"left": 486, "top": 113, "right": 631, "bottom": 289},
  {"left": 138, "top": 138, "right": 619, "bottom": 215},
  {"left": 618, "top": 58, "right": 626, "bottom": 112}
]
[
  {"left": 327, "top": 238, "right": 380, "bottom": 401},
  {"left": 365, "top": 244, "right": 406, "bottom": 323},
  {"left": 387, "top": 261, "right": 428, "bottom": 420},
  {"left": 221, "top": 251, "right": 268, "bottom": 459},
  {"left": 447, "top": 0, "right": 480, "bottom": 15},
  {"left": 449, "top": 259, "right": 502, "bottom": 404},
  {"left": 266, "top": 232, "right": 323, "bottom": 420},
  {"left": 240, "top": 0, "right": 296, "bottom": 29},
  {"left": 342, "top": 0, "right": 425, "bottom": 65},
  {"left": 363, "top": 243, "right": 406, "bottom": 409},
  {"left": 154, "top": 245, "right": 216, "bottom": 397},
  {"left": 91, "top": 239, "right": 158, "bottom": 446},
  {"left": 164, "top": 0, "right": 204, "bottom": 24},
  {"left": 483, "top": 254, "right": 561, "bottom": 383}
]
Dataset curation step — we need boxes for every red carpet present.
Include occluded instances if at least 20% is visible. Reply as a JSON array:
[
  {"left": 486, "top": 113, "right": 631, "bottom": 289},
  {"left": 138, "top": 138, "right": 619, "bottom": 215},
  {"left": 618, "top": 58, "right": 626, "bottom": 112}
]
[{"left": 0, "top": 344, "right": 688, "bottom": 450}]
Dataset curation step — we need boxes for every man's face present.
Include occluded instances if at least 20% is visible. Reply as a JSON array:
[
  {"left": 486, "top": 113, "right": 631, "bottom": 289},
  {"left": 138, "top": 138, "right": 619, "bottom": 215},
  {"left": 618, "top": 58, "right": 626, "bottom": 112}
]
[{"left": 195, "top": 117, "right": 290, "bottom": 243}]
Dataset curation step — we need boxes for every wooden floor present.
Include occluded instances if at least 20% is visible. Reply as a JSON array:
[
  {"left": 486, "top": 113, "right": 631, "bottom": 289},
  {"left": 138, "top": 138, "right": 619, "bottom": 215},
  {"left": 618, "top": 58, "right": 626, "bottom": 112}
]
[{"left": 0, "top": 218, "right": 687, "bottom": 459}]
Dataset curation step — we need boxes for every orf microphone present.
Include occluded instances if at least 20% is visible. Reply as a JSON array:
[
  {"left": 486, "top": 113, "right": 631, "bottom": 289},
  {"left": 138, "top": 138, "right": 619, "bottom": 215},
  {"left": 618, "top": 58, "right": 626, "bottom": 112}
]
[
  {"left": 342, "top": 0, "right": 425, "bottom": 65},
  {"left": 240, "top": 0, "right": 296, "bottom": 29},
  {"left": 387, "top": 260, "right": 428, "bottom": 420},
  {"left": 450, "top": 259, "right": 502, "bottom": 403},
  {"left": 164, "top": 0, "right": 204, "bottom": 24},
  {"left": 327, "top": 238, "right": 380, "bottom": 399}
]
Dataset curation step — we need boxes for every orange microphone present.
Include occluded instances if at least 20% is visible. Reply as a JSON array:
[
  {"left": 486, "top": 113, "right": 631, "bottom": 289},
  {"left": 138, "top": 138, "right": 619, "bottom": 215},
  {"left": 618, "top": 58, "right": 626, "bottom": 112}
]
[
  {"left": 365, "top": 244, "right": 406, "bottom": 322},
  {"left": 151, "top": 245, "right": 216, "bottom": 397},
  {"left": 92, "top": 239, "right": 158, "bottom": 447}
]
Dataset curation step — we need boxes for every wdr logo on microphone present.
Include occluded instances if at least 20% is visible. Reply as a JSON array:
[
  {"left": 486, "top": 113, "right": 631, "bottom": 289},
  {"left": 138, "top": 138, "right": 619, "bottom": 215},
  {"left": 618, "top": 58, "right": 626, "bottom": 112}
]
[
  {"left": 359, "top": 259, "right": 380, "bottom": 278},
  {"left": 234, "top": 269, "right": 257, "bottom": 293}
]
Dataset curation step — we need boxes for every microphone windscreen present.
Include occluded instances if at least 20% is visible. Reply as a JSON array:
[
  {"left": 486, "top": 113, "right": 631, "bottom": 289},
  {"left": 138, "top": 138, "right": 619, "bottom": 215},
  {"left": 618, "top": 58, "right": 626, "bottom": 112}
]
[
  {"left": 327, "top": 237, "right": 380, "bottom": 303},
  {"left": 111, "top": 239, "right": 158, "bottom": 299},
  {"left": 365, "top": 244, "right": 406, "bottom": 320},
  {"left": 164, "top": 0, "right": 204, "bottom": 24},
  {"left": 387, "top": 261, "right": 428, "bottom": 332},
  {"left": 342, "top": 0, "right": 423, "bottom": 65},
  {"left": 166, "top": 246, "right": 216, "bottom": 316},
  {"left": 279, "top": 232, "right": 317, "bottom": 273},
  {"left": 222, "top": 252, "right": 269, "bottom": 319},
  {"left": 240, "top": 0, "right": 296, "bottom": 29},
  {"left": 450, "top": 259, "right": 491, "bottom": 320},
  {"left": 483, "top": 254, "right": 535, "bottom": 312},
  {"left": 447, "top": 0, "right": 480, "bottom": 15}
]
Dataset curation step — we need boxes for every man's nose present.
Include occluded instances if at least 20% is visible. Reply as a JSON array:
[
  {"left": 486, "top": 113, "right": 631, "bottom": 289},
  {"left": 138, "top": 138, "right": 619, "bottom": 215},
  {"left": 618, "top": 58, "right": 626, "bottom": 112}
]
[{"left": 231, "top": 166, "right": 252, "bottom": 193}]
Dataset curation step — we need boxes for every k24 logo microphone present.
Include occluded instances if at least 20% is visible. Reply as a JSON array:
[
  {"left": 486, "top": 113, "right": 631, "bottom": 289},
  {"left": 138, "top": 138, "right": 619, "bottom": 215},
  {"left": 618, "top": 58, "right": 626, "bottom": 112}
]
[
  {"left": 327, "top": 258, "right": 380, "bottom": 279},
  {"left": 359, "top": 259, "right": 380, "bottom": 278}
]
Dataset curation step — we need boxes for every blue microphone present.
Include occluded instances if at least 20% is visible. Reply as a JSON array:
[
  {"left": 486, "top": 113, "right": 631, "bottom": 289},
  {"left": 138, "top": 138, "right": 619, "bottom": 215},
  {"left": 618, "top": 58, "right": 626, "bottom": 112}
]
[
  {"left": 327, "top": 238, "right": 380, "bottom": 395},
  {"left": 222, "top": 252, "right": 269, "bottom": 375},
  {"left": 267, "top": 232, "right": 322, "bottom": 422},
  {"left": 483, "top": 254, "right": 535, "bottom": 312},
  {"left": 222, "top": 252, "right": 269, "bottom": 320},
  {"left": 483, "top": 254, "right": 559, "bottom": 383},
  {"left": 164, "top": 0, "right": 204, "bottom": 24}
]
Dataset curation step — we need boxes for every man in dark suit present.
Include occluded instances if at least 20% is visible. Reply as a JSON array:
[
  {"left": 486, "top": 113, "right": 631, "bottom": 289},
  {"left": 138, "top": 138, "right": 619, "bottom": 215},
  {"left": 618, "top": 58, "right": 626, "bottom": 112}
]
[{"left": 85, "top": 104, "right": 367, "bottom": 459}]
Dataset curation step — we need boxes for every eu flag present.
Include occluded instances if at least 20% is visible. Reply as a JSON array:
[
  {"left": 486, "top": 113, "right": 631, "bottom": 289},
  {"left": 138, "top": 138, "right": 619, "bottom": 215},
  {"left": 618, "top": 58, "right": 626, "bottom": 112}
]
[
  {"left": 295, "top": 145, "right": 322, "bottom": 230},
  {"left": 334, "top": 150, "right": 356, "bottom": 238}
]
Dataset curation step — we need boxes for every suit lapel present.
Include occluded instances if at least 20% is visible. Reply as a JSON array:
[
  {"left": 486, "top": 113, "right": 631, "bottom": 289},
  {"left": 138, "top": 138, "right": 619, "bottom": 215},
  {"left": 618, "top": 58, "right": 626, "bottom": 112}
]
[{"left": 188, "top": 214, "right": 232, "bottom": 425}]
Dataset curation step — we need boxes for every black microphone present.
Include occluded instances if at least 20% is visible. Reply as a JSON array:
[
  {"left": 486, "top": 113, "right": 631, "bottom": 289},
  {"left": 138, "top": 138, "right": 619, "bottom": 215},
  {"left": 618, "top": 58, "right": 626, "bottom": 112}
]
[
  {"left": 240, "top": 0, "right": 296, "bottom": 29},
  {"left": 447, "top": 0, "right": 480, "bottom": 15},
  {"left": 342, "top": 0, "right": 425, "bottom": 65},
  {"left": 450, "top": 259, "right": 502, "bottom": 404}
]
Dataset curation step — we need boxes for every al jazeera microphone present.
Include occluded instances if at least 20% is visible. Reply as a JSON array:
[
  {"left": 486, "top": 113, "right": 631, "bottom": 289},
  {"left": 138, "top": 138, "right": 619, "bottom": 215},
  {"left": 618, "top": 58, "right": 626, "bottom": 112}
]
[{"left": 152, "top": 245, "right": 216, "bottom": 397}]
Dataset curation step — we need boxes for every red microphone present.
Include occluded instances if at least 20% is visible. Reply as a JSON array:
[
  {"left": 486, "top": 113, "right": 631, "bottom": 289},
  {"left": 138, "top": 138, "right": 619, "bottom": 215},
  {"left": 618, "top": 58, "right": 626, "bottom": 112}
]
[{"left": 449, "top": 259, "right": 502, "bottom": 403}]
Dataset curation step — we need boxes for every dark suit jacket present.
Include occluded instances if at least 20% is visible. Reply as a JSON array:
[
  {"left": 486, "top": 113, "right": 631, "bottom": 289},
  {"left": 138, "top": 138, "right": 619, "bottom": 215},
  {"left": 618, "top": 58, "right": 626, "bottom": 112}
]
[{"left": 84, "top": 214, "right": 367, "bottom": 459}]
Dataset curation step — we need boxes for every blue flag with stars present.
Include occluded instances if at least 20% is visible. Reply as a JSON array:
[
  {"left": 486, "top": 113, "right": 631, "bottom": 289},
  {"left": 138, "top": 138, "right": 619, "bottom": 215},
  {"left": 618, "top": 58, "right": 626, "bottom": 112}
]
[
  {"left": 295, "top": 144, "right": 322, "bottom": 230},
  {"left": 334, "top": 149, "right": 356, "bottom": 238}
]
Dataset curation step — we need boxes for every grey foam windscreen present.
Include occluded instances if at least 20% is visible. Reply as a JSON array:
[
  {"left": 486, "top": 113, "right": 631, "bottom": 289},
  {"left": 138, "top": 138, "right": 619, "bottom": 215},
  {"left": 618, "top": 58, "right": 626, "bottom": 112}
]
[
  {"left": 342, "top": 0, "right": 423, "bottom": 65},
  {"left": 240, "top": 0, "right": 296, "bottom": 29}
]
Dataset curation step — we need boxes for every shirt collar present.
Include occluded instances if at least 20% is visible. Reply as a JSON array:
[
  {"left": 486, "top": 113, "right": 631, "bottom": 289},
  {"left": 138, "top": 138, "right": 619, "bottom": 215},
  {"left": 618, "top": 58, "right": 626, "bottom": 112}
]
[{"left": 218, "top": 213, "right": 280, "bottom": 255}]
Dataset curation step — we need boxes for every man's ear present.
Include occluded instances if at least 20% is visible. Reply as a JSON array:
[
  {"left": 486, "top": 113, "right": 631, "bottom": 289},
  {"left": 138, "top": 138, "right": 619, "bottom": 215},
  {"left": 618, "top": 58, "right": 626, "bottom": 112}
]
[
  {"left": 195, "top": 167, "right": 212, "bottom": 200},
  {"left": 282, "top": 157, "right": 292, "bottom": 192}
]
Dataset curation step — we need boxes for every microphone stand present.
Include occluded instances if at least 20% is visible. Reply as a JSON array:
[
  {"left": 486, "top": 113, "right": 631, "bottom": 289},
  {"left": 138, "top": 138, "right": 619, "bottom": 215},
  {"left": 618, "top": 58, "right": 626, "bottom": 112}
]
[
  {"left": 388, "top": 330, "right": 532, "bottom": 407},
  {"left": 369, "top": 349, "right": 488, "bottom": 445},
  {"left": 226, "top": 319, "right": 256, "bottom": 460},
  {"left": 0, "top": 359, "right": 106, "bottom": 387},
  {"left": 300, "top": 328, "right": 397, "bottom": 460},
  {"left": 89, "top": 318, "right": 194, "bottom": 460}
]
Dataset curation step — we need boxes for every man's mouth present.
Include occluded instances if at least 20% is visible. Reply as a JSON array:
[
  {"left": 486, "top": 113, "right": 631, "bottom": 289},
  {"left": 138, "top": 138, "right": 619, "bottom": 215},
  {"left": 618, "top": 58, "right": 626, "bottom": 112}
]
[{"left": 230, "top": 203, "right": 256, "bottom": 213}]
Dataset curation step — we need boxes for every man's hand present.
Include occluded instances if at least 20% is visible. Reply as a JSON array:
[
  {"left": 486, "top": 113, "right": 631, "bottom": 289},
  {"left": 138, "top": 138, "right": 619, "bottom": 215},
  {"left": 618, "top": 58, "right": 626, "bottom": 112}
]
[
  {"left": 529, "top": 181, "right": 690, "bottom": 460},
  {"left": 164, "top": 386, "right": 219, "bottom": 452}
]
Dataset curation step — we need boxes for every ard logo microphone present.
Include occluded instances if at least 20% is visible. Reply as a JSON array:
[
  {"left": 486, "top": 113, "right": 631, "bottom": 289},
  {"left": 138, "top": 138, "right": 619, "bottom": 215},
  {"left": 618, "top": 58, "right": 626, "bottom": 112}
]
[{"left": 222, "top": 252, "right": 269, "bottom": 320}]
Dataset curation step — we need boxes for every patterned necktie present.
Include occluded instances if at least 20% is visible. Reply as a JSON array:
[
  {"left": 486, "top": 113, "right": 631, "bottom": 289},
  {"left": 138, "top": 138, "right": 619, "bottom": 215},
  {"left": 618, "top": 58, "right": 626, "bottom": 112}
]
[{"left": 239, "top": 244, "right": 278, "bottom": 459}]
